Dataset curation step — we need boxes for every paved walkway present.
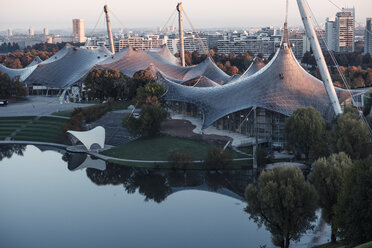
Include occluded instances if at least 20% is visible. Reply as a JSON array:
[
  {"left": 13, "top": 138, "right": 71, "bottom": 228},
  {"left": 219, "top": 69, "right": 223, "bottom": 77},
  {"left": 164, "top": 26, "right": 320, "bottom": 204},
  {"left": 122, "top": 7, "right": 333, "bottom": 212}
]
[
  {"left": 0, "top": 96, "right": 93, "bottom": 117},
  {"left": 0, "top": 140, "right": 68, "bottom": 149},
  {"left": 86, "top": 110, "right": 139, "bottom": 146},
  {"left": 170, "top": 112, "right": 267, "bottom": 147}
]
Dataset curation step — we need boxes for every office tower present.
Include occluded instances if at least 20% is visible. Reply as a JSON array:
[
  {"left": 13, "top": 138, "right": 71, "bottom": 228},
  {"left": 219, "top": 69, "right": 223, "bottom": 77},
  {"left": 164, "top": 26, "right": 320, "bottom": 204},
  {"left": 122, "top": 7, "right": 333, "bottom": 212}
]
[
  {"left": 72, "top": 19, "right": 86, "bottom": 43},
  {"left": 364, "top": 18, "right": 372, "bottom": 55},
  {"left": 43, "top": 28, "right": 49, "bottom": 36},
  {"left": 335, "top": 8, "right": 355, "bottom": 52},
  {"left": 29, "top": 27, "right": 34, "bottom": 36},
  {"left": 325, "top": 17, "right": 336, "bottom": 51},
  {"left": 7, "top": 28, "right": 12, "bottom": 37}
]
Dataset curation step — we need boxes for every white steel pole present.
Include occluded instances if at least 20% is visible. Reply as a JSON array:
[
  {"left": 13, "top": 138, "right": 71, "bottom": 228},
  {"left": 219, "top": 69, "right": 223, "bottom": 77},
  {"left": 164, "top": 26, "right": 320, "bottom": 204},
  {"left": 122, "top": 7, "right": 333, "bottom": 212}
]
[
  {"left": 177, "top": 2, "right": 185, "bottom": 67},
  {"left": 104, "top": 5, "right": 115, "bottom": 55},
  {"left": 297, "top": 0, "right": 342, "bottom": 115}
]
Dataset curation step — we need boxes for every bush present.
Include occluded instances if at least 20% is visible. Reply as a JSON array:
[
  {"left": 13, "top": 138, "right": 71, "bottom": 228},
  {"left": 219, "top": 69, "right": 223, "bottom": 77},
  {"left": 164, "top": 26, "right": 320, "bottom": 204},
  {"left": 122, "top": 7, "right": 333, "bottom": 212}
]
[
  {"left": 205, "top": 147, "right": 232, "bottom": 169},
  {"left": 62, "top": 101, "right": 113, "bottom": 133},
  {"left": 169, "top": 150, "right": 193, "bottom": 169}
]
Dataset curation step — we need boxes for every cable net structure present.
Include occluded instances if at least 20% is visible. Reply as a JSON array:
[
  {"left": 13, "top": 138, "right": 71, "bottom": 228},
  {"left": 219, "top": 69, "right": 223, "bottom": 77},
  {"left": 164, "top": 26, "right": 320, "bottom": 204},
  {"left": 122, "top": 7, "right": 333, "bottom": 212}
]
[{"left": 160, "top": 38, "right": 366, "bottom": 129}]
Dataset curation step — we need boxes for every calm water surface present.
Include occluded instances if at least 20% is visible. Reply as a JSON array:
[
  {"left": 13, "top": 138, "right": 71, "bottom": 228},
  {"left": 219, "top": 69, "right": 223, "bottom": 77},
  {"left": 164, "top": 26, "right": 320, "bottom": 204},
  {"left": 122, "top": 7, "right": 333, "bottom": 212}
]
[{"left": 0, "top": 145, "right": 330, "bottom": 248}]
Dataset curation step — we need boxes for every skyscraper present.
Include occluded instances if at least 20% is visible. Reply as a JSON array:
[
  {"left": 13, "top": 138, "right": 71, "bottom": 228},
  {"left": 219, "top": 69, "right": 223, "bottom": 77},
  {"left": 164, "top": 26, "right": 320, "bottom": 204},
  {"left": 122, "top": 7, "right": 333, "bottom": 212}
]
[
  {"left": 29, "top": 27, "right": 34, "bottom": 36},
  {"left": 325, "top": 17, "right": 336, "bottom": 51},
  {"left": 364, "top": 18, "right": 372, "bottom": 55},
  {"left": 7, "top": 28, "right": 12, "bottom": 37},
  {"left": 43, "top": 28, "right": 49, "bottom": 36},
  {"left": 335, "top": 8, "right": 355, "bottom": 52},
  {"left": 72, "top": 19, "right": 86, "bottom": 43},
  {"left": 326, "top": 8, "right": 355, "bottom": 53}
]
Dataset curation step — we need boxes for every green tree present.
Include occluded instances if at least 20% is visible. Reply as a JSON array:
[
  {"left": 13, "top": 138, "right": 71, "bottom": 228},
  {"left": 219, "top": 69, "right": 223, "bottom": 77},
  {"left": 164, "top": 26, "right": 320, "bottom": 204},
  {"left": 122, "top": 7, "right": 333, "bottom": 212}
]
[
  {"left": 308, "top": 152, "right": 352, "bottom": 243},
  {"left": 245, "top": 166, "right": 318, "bottom": 248},
  {"left": 334, "top": 155, "right": 372, "bottom": 245},
  {"left": 140, "top": 104, "right": 168, "bottom": 137},
  {"left": 285, "top": 107, "right": 326, "bottom": 160},
  {"left": 135, "top": 82, "right": 165, "bottom": 106},
  {"left": 329, "top": 109, "right": 371, "bottom": 159},
  {"left": 205, "top": 147, "right": 232, "bottom": 169}
]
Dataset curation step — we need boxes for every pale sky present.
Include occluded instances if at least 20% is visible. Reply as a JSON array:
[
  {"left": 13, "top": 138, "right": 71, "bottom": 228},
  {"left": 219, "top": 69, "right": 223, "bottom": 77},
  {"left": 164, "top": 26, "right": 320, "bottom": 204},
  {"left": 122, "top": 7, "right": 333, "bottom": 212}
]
[{"left": 0, "top": 0, "right": 371, "bottom": 31}]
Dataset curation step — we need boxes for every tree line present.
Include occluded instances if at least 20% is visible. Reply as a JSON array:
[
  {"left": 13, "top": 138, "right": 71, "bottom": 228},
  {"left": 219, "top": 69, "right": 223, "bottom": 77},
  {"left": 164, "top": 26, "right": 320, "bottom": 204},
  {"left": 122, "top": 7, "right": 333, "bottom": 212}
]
[
  {"left": 0, "top": 72, "right": 27, "bottom": 98},
  {"left": 245, "top": 106, "right": 372, "bottom": 248}
]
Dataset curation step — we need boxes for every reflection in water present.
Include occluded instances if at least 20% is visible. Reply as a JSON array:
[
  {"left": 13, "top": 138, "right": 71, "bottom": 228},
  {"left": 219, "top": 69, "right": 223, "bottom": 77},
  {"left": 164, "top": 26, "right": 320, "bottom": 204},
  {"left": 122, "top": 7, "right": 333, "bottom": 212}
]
[
  {"left": 0, "top": 144, "right": 26, "bottom": 161},
  {"left": 86, "top": 163, "right": 256, "bottom": 203},
  {"left": 63, "top": 152, "right": 107, "bottom": 171}
]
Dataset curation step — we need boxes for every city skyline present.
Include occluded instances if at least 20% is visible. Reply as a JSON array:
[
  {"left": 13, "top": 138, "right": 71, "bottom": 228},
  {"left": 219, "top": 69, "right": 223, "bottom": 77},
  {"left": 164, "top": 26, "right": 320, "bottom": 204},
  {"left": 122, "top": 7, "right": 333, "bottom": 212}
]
[{"left": 0, "top": 0, "right": 370, "bottom": 31}]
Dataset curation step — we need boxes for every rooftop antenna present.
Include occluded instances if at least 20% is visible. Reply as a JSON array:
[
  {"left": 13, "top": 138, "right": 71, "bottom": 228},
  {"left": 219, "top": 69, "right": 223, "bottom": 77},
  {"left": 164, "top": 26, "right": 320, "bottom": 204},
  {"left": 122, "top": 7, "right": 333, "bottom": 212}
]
[
  {"left": 297, "top": 0, "right": 342, "bottom": 116},
  {"left": 177, "top": 2, "right": 185, "bottom": 67},
  {"left": 104, "top": 5, "right": 115, "bottom": 54}
]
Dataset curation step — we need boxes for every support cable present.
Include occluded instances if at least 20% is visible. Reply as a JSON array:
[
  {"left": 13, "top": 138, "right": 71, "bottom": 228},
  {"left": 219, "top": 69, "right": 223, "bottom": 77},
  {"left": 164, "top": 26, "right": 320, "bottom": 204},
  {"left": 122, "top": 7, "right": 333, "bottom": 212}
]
[
  {"left": 110, "top": 9, "right": 128, "bottom": 32},
  {"left": 304, "top": 0, "right": 372, "bottom": 137},
  {"left": 159, "top": 9, "right": 177, "bottom": 33},
  {"left": 86, "top": 10, "right": 104, "bottom": 46},
  {"left": 182, "top": 9, "right": 215, "bottom": 63}
]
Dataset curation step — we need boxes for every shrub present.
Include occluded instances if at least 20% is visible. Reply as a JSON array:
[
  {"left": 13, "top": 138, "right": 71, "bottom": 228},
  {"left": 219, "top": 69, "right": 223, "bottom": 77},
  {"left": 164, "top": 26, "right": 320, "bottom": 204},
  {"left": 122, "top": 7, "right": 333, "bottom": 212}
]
[
  {"left": 205, "top": 147, "right": 232, "bottom": 169},
  {"left": 169, "top": 150, "right": 193, "bottom": 169}
]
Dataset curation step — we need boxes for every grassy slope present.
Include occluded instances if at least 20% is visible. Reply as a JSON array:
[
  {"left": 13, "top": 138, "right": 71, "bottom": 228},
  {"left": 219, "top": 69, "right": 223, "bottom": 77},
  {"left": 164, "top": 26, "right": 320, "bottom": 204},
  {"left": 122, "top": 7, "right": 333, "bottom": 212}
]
[{"left": 102, "top": 135, "right": 247, "bottom": 161}]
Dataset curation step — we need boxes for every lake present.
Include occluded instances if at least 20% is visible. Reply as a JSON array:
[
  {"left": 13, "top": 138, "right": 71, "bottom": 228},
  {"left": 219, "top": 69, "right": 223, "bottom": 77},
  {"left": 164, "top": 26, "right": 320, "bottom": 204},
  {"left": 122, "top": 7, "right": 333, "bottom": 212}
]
[{"left": 0, "top": 145, "right": 330, "bottom": 248}]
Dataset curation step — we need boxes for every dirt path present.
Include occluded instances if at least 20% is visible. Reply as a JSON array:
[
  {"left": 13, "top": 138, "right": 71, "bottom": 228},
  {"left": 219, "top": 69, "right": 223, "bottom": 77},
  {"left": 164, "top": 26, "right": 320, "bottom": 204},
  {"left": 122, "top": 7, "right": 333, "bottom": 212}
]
[{"left": 161, "top": 119, "right": 232, "bottom": 146}]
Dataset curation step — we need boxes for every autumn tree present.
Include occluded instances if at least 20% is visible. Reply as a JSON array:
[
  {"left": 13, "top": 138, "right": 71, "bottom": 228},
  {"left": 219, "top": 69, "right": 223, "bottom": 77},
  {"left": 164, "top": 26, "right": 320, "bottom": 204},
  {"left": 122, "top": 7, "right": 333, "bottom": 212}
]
[
  {"left": 308, "top": 152, "right": 352, "bottom": 243},
  {"left": 245, "top": 166, "right": 317, "bottom": 248}
]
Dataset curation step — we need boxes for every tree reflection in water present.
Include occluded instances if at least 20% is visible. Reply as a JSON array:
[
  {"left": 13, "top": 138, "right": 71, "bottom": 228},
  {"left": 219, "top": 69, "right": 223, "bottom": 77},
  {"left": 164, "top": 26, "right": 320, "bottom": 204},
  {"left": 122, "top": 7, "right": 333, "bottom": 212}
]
[
  {"left": 0, "top": 144, "right": 26, "bottom": 161},
  {"left": 85, "top": 163, "right": 256, "bottom": 203}
]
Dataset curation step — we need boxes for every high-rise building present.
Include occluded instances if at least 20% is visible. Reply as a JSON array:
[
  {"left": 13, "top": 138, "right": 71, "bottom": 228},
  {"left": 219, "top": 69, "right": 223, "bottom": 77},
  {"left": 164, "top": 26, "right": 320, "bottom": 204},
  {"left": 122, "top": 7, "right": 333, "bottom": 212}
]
[
  {"left": 72, "top": 19, "right": 86, "bottom": 43},
  {"left": 335, "top": 8, "right": 355, "bottom": 52},
  {"left": 43, "top": 28, "right": 49, "bottom": 36},
  {"left": 325, "top": 8, "right": 355, "bottom": 53},
  {"left": 7, "top": 28, "right": 12, "bottom": 37},
  {"left": 29, "top": 27, "right": 34, "bottom": 36},
  {"left": 325, "top": 17, "right": 336, "bottom": 51},
  {"left": 364, "top": 18, "right": 372, "bottom": 55}
]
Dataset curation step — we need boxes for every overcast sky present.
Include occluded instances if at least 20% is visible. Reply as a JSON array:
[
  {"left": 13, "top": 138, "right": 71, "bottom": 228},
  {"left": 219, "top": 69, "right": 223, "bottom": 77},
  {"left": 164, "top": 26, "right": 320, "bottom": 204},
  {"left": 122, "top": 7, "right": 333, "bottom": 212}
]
[{"left": 0, "top": 0, "right": 370, "bottom": 31}]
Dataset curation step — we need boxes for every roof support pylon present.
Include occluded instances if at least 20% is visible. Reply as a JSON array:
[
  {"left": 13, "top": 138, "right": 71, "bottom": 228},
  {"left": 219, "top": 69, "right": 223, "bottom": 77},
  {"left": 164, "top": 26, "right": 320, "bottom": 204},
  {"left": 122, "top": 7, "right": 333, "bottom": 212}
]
[
  {"left": 297, "top": 0, "right": 342, "bottom": 116},
  {"left": 104, "top": 5, "right": 115, "bottom": 54},
  {"left": 177, "top": 2, "right": 185, "bottom": 67}
]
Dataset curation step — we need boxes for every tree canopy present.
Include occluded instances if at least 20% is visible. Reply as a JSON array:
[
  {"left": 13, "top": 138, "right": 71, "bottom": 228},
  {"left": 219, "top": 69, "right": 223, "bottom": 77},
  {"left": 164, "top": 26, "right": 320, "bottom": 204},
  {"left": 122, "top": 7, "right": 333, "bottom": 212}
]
[
  {"left": 309, "top": 152, "right": 352, "bottom": 242},
  {"left": 0, "top": 72, "right": 27, "bottom": 98},
  {"left": 334, "top": 155, "right": 372, "bottom": 245},
  {"left": 285, "top": 107, "right": 326, "bottom": 160},
  {"left": 245, "top": 166, "right": 318, "bottom": 248},
  {"left": 329, "top": 108, "right": 372, "bottom": 159}
]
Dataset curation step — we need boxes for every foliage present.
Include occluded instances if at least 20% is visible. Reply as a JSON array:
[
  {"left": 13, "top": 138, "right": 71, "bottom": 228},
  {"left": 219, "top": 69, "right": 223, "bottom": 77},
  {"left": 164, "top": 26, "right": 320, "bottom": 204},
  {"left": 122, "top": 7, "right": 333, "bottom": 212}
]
[
  {"left": 285, "top": 107, "right": 326, "bottom": 160},
  {"left": 334, "top": 155, "right": 372, "bottom": 245},
  {"left": 62, "top": 102, "right": 113, "bottom": 132},
  {"left": 205, "top": 146, "right": 232, "bottom": 169},
  {"left": 0, "top": 48, "right": 59, "bottom": 68},
  {"left": 308, "top": 152, "right": 352, "bottom": 243},
  {"left": 245, "top": 166, "right": 318, "bottom": 248},
  {"left": 169, "top": 150, "right": 193, "bottom": 169},
  {"left": 302, "top": 51, "right": 372, "bottom": 89},
  {"left": 124, "top": 104, "right": 167, "bottom": 137},
  {"left": 329, "top": 109, "right": 372, "bottom": 159},
  {"left": 0, "top": 42, "right": 20, "bottom": 53},
  {"left": 0, "top": 72, "right": 27, "bottom": 98},
  {"left": 135, "top": 82, "right": 166, "bottom": 106}
]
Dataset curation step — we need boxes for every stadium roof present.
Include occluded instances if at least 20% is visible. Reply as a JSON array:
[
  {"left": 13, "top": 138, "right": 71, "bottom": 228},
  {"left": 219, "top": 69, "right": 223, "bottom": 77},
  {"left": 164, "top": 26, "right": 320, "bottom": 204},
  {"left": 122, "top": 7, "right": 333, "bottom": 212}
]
[{"left": 160, "top": 43, "right": 352, "bottom": 128}]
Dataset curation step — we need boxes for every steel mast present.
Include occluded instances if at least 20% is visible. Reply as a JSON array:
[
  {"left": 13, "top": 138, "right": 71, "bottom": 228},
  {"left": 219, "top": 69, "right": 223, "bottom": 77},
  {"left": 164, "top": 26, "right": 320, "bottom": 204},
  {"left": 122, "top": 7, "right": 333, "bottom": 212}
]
[
  {"left": 297, "top": 0, "right": 342, "bottom": 115},
  {"left": 177, "top": 2, "right": 185, "bottom": 67},
  {"left": 104, "top": 5, "right": 115, "bottom": 54}
]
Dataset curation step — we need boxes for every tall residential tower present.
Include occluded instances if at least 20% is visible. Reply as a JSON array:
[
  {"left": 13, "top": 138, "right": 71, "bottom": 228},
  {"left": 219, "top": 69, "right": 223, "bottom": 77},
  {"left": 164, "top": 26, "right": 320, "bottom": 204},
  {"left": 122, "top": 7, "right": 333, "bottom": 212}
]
[
  {"left": 364, "top": 18, "right": 372, "bottom": 55},
  {"left": 72, "top": 19, "right": 86, "bottom": 43}
]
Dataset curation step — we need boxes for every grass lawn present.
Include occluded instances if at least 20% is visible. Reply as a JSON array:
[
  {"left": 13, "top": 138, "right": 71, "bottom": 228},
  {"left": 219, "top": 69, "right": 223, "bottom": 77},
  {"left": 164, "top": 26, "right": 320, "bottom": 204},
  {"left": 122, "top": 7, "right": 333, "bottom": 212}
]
[
  {"left": 102, "top": 135, "right": 248, "bottom": 161},
  {"left": 0, "top": 116, "right": 35, "bottom": 140},
  {"left": 51, "top": 109, "right": 75, "bottom": 117},
  {"left": 12, "top": 116, "right": 68, "bottom": 144}
]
